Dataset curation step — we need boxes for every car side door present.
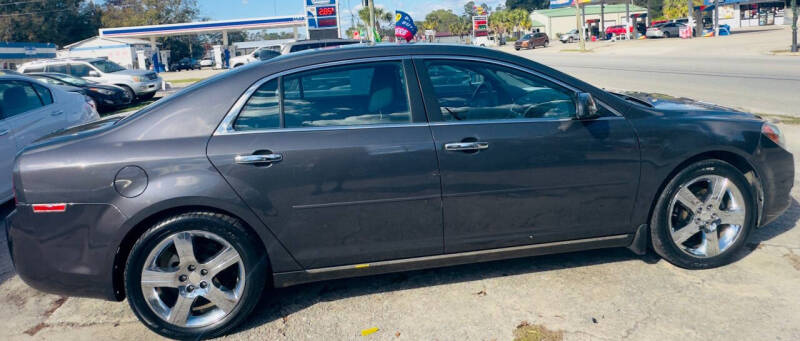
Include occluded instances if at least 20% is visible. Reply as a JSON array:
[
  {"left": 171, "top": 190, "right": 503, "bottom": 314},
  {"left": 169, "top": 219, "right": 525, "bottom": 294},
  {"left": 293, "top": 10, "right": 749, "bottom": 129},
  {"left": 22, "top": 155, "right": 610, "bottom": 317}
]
[
  {"left": 414, "top": 57, "right": 641, "bottom": 253},
  {"left": 0, "top": 80, "right": 64, "bottom": 151},
  {"left": 207, "top": 58, "right": 444, "bottom": 269},
  {"left": 0, "top": 118, "right": 14, "bottom": 201}
]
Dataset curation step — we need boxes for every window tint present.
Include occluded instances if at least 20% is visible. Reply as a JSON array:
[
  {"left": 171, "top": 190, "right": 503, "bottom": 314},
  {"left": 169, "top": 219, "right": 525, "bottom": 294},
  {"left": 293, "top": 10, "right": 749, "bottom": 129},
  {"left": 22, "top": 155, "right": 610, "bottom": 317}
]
[
  {"left": 48, "top": 64, "right": 68, "bottom": 74},
  {"left": 32, "top": 83, "right": 53, "bottom": 105},
  {"left": 424, "top": 60, "right": 577, "bottom": 121},
  {"left": 281, "top": 62, "right": 410, "bottom": 128},
  {"left": 0, "top": 81, "right": 44, "bottom": 119},
  {"left": 234, "top": 79, "right": 279, "bottom": 131},
  {"left": 23, "top": 66, "right": 44, "bottom": 73},
  {"left": 70, "top": 63, "right": 93, "bottom": 77}
]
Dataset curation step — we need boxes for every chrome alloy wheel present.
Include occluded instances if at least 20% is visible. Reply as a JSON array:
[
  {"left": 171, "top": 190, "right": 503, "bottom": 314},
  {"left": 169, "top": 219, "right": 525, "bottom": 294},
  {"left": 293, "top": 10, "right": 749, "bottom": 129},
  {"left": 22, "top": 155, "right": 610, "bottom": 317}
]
[
  {"left": 140, "top": 230, "right": 245, "bottom": 328},
  {"left": 668, "top": 175, "right": 747, "bottom": 258}
]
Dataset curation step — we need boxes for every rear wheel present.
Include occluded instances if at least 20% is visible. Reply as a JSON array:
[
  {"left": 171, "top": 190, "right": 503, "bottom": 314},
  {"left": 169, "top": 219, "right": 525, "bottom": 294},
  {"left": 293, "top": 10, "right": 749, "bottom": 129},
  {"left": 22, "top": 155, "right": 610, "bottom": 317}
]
[
  {"left": 664, "top": 32, "right": 671, "bottom": 38},
  {"left": 125, "top": 212, "right": 266, "bottom": 339},
  {"left": 650, "top": 160, "right": 755, "bottom": 269}
]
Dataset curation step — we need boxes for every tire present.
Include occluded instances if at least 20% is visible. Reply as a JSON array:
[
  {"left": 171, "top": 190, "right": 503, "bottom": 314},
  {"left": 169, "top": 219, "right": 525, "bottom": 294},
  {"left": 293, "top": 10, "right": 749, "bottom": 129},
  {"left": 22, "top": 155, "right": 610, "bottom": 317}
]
[
  {"left": 119, "top": 85, "right": 136, "bottom": 103},
  {"left": 138, "top": 92, "right": 156, "bottom": 101},
  {"left": 124, "top": 212, "right": 267, "bottom": 339},
  {"left": 544, "top": 40, "right": 549, "bottom": 47},
  {"left": 663, "top": 32, "right": 671, "bottom": 38},
  {"left": 569, "top": 37, "right": 574, "bottom": 43},
  {"left": 515, "top": 47, "right": 520, "bottom": 51},
  {"left": 650, "top": 160, "right": 756, "bottom": 269}
]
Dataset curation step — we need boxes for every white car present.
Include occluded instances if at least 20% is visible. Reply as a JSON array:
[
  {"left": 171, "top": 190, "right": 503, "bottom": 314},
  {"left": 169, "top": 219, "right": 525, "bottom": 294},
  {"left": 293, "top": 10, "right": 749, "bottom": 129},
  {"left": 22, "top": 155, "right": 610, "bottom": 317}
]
[
  {"left": 0, "top": 73, "right": 98, "bottom": 202},
  {"left": 18, "top": 58, "right": 162, "bottom": 101},
  {"left": 230, "top": 47, "right": 281, "bottom": 68},
  {"left": 200, "top": 58, "right": 214, "bottom": 68},
  {"left": 472, "top": 35, "right": 499, "bottom": 47}
]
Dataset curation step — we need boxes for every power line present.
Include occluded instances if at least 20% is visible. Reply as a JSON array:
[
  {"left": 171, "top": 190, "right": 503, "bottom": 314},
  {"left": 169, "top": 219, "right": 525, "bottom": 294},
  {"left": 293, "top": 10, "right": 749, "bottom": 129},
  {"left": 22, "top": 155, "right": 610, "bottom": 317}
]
[{"left": 0, "top": 8, "right": 74, "bottom": 17}]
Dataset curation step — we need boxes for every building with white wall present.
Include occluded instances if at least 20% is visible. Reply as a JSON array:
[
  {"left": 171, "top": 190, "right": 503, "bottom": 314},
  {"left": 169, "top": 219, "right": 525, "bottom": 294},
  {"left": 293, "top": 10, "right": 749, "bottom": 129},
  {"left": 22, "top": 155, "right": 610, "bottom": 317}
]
[
  {"left": 531, "top": 4, "right": 647, "bottom": 38},
  {"left": 0, "top": 42, "right": 56, "bottom": 70},
  {"left": 60, "top": 36, "right": 157, "bottom": 70}
]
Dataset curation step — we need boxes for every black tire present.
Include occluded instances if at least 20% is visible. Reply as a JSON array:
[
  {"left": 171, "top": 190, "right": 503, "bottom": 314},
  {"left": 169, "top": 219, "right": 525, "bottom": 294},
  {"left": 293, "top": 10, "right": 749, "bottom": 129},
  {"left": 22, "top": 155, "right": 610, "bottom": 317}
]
[
  {"left": 125, "top": 212, "right": 267, "bottom": 340},
  {"left": 138, "top": 92, "right": 156, "bottom": 101},
  {"left": 119, "top": 85, "right": 136, "bottom": 103},
  {"left": 515, "top": 47, "right": 520, "bottom": 51},
  {"left": 650, "top": 160, "right": 756, "bottom": 269},
  {"left": 569, "top": 37, "right": 574, "bottom": 43},
  {"left": 663, "top": 32, "right": 671, "bottom": 38}
]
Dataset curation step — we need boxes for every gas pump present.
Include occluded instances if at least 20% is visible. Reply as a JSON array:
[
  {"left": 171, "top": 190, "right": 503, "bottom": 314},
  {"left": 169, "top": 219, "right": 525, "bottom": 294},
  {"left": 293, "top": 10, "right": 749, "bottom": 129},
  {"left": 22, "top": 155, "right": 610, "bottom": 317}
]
[
  {"left": 586, "top": 19, "right": 600, "bottom": 40},
  {"left": 630, "top": 13, "right": 648, "bottom": 38},
  {"left": 212, "top": 45, "right": 223, "bottom": 70},
  {"left": 159, "top": 50, "right": 171, "bottom": 72},
  {"left": 136, "top": 50, "right": 147, "bottom": 70}
]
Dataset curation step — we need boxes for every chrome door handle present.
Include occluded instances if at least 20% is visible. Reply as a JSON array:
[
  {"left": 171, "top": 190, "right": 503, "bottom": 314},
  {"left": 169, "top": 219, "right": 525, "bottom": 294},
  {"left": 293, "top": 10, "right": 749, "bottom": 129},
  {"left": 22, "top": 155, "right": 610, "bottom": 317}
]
[
  {"left": 234, "top": 154, "right": 283, "bottom": 164},
  {"left": 444, "top": 142, "right": 489, "bottom": 152},
  {"left": 0, "top": 129, "right": 8, "bottom": 136},
  {"left": 51, "top": 110, "right": 63, "bottom": 116}
]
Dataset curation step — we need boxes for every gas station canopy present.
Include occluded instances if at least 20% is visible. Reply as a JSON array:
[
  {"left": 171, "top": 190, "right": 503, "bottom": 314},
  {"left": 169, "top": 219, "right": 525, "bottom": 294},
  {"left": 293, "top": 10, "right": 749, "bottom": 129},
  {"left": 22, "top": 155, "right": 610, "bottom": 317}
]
[{"left": 99, "top": 16, "right": 307, "bottom": 38}]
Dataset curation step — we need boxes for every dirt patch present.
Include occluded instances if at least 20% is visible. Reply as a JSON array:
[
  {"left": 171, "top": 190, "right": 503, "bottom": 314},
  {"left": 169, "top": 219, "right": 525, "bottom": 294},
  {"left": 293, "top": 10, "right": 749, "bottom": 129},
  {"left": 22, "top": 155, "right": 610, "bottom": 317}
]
[
  {"left": 513, "top": 321, "right": 564, "bottom": 341},
  {"left": 43, "top": 296, "right": 67, "bottom": 317},
  {"left": 784, "top": 253, "right": 800, "bottom": 271}
]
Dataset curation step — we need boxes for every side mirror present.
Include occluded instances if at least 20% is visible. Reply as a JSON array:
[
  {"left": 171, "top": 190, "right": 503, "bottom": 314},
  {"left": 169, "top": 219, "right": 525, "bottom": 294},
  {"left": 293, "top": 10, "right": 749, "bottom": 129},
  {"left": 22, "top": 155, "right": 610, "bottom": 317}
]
[
  {"left": 88, "top": 71, "right": 100, "bottom": 77},
  {"left": 576, "top": 92, "right": 599, "bottom": 120}
]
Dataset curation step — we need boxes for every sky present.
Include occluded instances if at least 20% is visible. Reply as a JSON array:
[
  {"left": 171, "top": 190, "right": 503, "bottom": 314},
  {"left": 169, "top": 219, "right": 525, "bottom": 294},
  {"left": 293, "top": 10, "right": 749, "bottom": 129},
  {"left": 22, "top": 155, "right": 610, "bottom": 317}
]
[{"left": 198, "top": 0, "right": 506, "bottom": 29}]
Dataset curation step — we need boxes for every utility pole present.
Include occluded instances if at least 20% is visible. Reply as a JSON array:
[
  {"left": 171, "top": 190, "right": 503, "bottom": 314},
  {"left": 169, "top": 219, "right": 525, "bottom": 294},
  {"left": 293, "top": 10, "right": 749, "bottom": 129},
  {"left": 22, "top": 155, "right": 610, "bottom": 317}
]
[
  {"left": 575, "top": 2, "right": 585, "bottom": 51},
  {"left": 368, "top": 0, "right": 376, "bottom": 43},
  {"left": 713, "top": 0, "right": 719, "bottom": 37},
  {"left": 687, "top": 0, "right": 694, "bottom": 38},
  {"left": 792, "top": 0, "right": 798, "bottom": 52}
]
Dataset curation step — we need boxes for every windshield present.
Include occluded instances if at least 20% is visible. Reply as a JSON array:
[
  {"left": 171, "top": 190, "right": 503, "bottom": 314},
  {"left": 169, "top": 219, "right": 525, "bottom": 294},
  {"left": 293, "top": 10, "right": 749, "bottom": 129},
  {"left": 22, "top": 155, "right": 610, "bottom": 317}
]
[
  {"left": 90, "top": 60, "right": 126, "bottom": 73},
  {"left": 522, "top": 34, "right": 532, "bottom": 39},
  {"left": 51, "top": 73, "right": 93, "bottom": 86}
]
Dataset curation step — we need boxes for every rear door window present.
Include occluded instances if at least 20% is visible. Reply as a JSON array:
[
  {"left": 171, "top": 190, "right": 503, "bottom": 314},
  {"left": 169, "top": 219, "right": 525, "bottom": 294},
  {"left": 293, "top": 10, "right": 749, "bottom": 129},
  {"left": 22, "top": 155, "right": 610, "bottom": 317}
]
[
  {"left": 47, "top": 64, "right": 68, "bottom": 74},
  {"left": 69, "top": 63, "right": 93, "bottom": 77},
  {"left": 0, "top": 81, "right": 44, "bottom": 119},
  {"left": 31, "top": 83, "right": 53, "bottom": 105}
]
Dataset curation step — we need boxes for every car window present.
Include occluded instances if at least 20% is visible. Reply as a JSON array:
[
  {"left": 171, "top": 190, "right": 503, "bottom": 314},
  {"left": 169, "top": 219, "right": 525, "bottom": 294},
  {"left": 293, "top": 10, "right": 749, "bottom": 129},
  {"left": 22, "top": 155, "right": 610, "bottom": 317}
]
[
  {"left": 32, "top": 83, "right": 53, "bottom": 105},
  {"left": 70, "top": 63, "right": 93, "bottom": 77},
  {"left": 32, "top": 76, "right": 64, "bottom": 86},
  {"left": 23, "top": 66, "right": 44, "bottom": 73},
  {"left": 424, "top": 60, "right": 577, "bottom": 121},
  {"left": 0, "top": 81, "right": 44, "bottom": 119},
  {"left": 282, "top": 61, "right": 411, "bottom": 128},
  {"left": 48, "top": 64, "right": 68, "bottom": 74},
  {"left": 290, "top": 43, "right": 322, "bottom": 53},
  {"left": 233, "top": 79, "right": 279, "bottom": 131},
  {"left": 522, "top": 34, "right": 532, "bottom": 39},
  {"left": 89, "top": 60, "right": 125, "bottom": 73}
]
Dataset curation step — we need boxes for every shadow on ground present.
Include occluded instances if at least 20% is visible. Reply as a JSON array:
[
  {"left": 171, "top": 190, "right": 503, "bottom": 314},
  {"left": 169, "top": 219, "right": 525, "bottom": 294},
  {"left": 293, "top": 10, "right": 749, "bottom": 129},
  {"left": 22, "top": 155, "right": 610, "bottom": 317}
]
[{"left": 233, "top": 198, "right": 800, "bottom": 335}]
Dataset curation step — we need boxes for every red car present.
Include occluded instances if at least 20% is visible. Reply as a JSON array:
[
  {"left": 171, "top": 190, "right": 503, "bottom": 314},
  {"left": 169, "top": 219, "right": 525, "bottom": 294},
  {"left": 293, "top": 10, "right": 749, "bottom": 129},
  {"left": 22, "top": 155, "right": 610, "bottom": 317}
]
[{"left": 605, "top": 25, "right": 630, "bottom": 37}]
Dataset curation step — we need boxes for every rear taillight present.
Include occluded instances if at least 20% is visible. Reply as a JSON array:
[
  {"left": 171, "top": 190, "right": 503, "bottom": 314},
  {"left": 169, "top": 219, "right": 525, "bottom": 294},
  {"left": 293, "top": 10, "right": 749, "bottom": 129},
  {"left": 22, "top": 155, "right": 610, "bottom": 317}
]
[
  {"left": 32, "top": 203, "right": 67, "bottom": 213},
  {"left": 762, "top": 122, "right": 785, "bottom": 147}
]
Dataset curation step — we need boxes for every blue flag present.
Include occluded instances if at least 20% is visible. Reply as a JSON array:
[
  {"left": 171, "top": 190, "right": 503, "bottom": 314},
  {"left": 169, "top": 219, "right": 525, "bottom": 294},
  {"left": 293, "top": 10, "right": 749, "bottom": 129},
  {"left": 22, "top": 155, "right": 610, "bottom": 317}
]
[{"left": 395, "top": 11, "right": 418, "bottom": 42}]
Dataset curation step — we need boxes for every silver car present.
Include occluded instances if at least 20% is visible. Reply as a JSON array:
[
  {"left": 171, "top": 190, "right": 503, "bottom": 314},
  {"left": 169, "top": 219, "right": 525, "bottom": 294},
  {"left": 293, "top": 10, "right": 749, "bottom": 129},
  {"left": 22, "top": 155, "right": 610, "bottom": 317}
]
[
  {"left": 646, "top": 22, "right": 686, "bottom": 38},
  {"left": 0, "top": 74, "right": 98, "bottom": 202},
  {"left": 17, "top": 58, "right": 162, "bottom": 101}
]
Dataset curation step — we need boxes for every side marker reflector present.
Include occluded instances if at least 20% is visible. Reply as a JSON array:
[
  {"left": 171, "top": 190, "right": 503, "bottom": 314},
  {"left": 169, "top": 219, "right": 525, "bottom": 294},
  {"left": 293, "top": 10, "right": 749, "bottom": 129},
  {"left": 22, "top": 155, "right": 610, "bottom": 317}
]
[{"left": 32, "top": 204, "right": 67, "bottom": 213}]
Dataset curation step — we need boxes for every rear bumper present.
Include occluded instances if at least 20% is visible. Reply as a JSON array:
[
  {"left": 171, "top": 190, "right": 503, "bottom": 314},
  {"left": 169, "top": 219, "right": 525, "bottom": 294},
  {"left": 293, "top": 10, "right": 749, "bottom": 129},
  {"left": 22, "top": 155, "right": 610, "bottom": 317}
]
[{"left": 7, "top": 203, "right": 127, "bottom": 301}]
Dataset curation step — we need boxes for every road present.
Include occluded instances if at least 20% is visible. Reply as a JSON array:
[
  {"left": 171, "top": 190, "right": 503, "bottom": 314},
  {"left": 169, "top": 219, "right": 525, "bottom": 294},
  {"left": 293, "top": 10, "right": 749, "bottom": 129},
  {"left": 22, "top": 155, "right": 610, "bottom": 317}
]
[{"left": 503, "top": 26, "right": 800, "bottom": 117}]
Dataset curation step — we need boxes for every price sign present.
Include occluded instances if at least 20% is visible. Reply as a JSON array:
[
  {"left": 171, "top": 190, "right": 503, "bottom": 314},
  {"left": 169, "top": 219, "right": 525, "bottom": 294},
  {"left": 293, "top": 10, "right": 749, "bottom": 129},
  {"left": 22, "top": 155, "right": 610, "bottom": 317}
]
[{"left": 316, "top": 6, "right": 336, "bottom": 17}]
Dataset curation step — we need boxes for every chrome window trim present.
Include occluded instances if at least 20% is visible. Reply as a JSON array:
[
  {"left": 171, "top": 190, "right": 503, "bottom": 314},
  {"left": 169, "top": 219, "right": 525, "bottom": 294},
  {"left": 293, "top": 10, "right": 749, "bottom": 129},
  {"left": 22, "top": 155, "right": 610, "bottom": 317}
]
[
  {"left": 215, "top": 56, "right": 414, "bottom": 136},
  {"left": 414, "top": 55, "right": 624, "bottom": 119},
  {"left": 215, "top": 55, "right": 626, "bottom": 136}
]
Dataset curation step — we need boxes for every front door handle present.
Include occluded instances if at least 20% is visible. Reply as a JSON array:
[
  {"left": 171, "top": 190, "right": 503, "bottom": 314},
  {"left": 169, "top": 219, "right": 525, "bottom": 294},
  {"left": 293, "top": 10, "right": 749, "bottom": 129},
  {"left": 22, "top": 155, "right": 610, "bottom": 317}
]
[
  {"left": 234, "top": 153, "right": 283, "bottom": 164},
  {"left": 444, "top": 142, "right": 489, "bottom": 152},
  {"left": 0, "top": 129, "right": 8, "bottom": 136},
  {"left": 51, "top": 110, "right": 63, "bottom": 117}
]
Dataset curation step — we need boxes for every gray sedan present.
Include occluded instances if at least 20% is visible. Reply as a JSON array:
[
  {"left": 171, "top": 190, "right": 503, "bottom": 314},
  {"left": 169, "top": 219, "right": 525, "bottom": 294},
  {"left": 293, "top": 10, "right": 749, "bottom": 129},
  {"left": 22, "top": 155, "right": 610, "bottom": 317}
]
[{"left": 7, "top": 44, "right": 794, "bottom": 339}]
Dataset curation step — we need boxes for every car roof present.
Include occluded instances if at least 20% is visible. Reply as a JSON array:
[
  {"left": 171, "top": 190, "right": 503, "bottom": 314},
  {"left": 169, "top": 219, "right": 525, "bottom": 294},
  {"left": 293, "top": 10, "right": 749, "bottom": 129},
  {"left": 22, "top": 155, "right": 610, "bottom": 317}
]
[
  {"left": 285, "top": 39, "right": 360, "bottom": 47},
  {"left": 20, "top": 57, "right": 103, "bottom": 67}
]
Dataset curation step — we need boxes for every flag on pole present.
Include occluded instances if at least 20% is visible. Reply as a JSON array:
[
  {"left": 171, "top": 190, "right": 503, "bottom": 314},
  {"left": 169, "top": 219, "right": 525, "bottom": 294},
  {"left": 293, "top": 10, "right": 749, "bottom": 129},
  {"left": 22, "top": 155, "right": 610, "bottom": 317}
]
[
  {"left": 373, "top": 27, "right": 382, "bottom": 42},
  {"left": 394, "top": 11, "right": 418, "bottom": 42}
]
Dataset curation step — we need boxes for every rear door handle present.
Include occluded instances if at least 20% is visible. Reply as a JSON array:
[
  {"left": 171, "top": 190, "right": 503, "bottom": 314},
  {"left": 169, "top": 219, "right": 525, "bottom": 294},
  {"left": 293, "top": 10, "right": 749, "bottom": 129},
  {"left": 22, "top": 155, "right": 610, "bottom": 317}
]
[
  {"left": 0, "top": 129, "right": 8, "bottom": 136},
  {"left": 234, "top": 153, "right": 283, "bottom": 164},
  {"left": 444, "top": 142, "right": 489, "bottom": 152},
  {"left": 51, "top": 110, "right": 63, "bottom": 116}
]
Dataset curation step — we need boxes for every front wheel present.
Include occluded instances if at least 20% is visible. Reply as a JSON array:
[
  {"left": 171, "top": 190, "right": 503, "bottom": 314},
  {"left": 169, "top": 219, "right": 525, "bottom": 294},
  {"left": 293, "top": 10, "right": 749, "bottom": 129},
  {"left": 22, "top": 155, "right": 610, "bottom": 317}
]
[
  {"left": 125, "top": 212, "right": 267, "bottom": 339},
  {"left": 650, "top": 160, "right": 755, "bottom": 269},
  {"left": 663, "top": 32, "right": 671, "bottom": 38},
  {"left": 138, "top": 92, "right": 156, "bottom": 101}
]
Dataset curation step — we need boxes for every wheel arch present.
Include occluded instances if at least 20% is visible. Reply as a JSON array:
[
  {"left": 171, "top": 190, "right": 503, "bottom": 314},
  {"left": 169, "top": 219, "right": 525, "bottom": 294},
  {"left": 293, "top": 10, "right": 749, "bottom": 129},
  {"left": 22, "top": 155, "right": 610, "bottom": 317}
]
[
  {"left": 110, "top": 202, "right": 295, "bottom": 301},
  {"left": 646, "top": 150, "right": 764, "bottom": 231}
]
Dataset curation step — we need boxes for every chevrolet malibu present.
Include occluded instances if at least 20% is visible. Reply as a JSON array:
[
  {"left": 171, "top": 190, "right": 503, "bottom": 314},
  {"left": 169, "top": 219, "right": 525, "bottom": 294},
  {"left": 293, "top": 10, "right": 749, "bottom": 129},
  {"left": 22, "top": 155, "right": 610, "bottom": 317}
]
[{"left": 7, "top": 44, "right": 793, "bottom": 339}]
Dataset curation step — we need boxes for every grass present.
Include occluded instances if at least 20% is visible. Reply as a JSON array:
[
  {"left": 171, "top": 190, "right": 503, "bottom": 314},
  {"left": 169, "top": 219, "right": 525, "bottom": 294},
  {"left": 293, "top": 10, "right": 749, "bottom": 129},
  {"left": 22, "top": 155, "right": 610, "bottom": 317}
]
[
  {"left": 101, "top": 98, "right": 159, "bottom": 117},
  {"left": 168, "top": 77, "right": 206, "bottom": 84},
  {"left": 513, "top": 321, "right": 564, "bottom": 341}
]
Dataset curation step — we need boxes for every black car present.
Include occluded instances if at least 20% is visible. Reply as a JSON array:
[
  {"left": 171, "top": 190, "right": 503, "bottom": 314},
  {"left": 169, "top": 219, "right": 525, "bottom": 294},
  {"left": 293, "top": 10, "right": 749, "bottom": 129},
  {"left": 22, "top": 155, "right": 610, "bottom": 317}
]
[
  {"left": 7, "top": 44, "right": 793, "bottom": 339},
  {"left": 27, "top": 72, "right": 131, "bottom": 111},
  {"left": 171, "top": 58, "right": 201, "bottom": 72}
]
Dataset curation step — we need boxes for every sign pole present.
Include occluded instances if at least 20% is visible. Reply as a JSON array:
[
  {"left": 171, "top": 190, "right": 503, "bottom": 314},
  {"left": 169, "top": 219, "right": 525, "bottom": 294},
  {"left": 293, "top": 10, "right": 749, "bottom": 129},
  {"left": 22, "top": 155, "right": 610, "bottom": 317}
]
[
  {"left": 792, "top": 0, "right": 798, "bottom": 52},
  {"left": 575, "top": 2, "right": 585, "bottom": 51},
  {"left": 368, "top": 0, "right": 376, "bottom": 42}
]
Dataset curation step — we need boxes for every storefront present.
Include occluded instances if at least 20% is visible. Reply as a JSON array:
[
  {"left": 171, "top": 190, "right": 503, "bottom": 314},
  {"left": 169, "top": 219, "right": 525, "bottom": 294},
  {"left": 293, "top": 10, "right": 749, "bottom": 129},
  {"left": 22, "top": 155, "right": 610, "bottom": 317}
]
[{"left": 738, "top": 1, "right": 785, "bottom": 27}]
